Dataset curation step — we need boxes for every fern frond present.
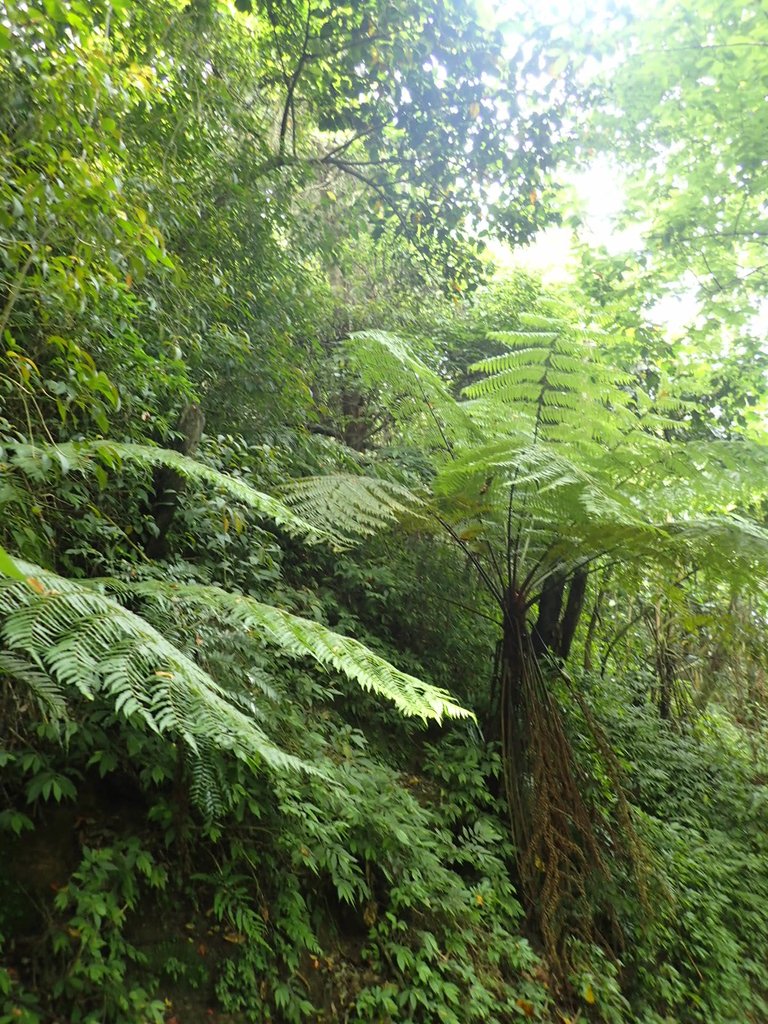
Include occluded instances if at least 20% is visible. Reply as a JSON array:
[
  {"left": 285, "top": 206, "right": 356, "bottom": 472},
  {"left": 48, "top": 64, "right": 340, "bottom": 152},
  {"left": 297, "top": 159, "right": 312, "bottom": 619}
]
[
  {"left": 10, "top": 440, "right": 330, "bottom": 544},
  {"left": 0, "top": 651, "right": 69, "bottom": 719},
  {"left": 461, "top": 324, "right": 636, "bottom": 467},
  {"left": 471, "top": 346, "right": 555, "bottom": 374},
  {"left": 684, "top": 439, "right": 768, "bottom": 506},
  {"left": 0, "top": 557, "right": 469, "bottom": 797},
  {"left": 279, "top": 473, "right": 425, "bottom": 545},
  {"left": 347, "top": 330, "right": 478, "bottom": 453},
  {"left": 188, "top": 741, "right": 228, "bottom": 820},
  {"left": 476, "top": 332, "right": 560, "bottom": 352},
  {"left": 331, "top": 315, "right": 767, "bottom": 615},
  {"left": 603, "top": 435, "right": 768, "bottom": 519},
  {"left": 517, "top": 312, "right": 569, "bottom": 331},
  {"left": 95, "top": 579, "right": 470, "bottom": 724},
  {"left": 434, "top": 440, "right": 593, "bottom": 506},
  {"left": 0, "top": 563, "right": 313, "bottom": 774},
  {"left": 668, "top": 516, "right": 768, "bottom": 588}
]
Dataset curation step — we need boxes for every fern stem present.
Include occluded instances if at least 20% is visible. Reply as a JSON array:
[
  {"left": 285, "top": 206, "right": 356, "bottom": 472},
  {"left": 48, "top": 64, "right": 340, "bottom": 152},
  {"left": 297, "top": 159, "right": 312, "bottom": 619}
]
[{"left": 431, "top": 512, "right": 504, "bottom": 605}]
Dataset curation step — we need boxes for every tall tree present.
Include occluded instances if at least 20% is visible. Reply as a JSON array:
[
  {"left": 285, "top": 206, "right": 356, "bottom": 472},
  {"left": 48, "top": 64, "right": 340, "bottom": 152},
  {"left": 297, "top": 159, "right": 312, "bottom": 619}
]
[{"left": 237, "top": 0, "right": 572, "bottom": 283}]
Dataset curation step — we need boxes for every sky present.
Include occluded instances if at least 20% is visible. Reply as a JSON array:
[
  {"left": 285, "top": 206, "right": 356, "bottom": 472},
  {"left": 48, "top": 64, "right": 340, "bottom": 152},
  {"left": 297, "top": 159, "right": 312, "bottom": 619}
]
[
  {"left": 477, "top": 0, "right": 705, "bottom": 336},
  {"left": 493, "top": 159, "right": 703, "bottom": 339}
]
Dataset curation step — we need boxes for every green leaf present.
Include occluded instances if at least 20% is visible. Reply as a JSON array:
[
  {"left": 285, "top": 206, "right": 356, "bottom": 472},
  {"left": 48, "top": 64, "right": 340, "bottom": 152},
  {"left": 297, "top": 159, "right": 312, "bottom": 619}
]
[{"left": 0, "top": 544, "right": 25, "bottom": 581}]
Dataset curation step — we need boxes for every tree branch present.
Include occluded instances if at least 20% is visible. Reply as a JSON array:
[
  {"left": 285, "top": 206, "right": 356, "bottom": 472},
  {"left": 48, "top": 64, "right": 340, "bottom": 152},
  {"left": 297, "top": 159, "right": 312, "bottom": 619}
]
[{"left": 278, "top": 3, "right": 313, "bottom": 159}]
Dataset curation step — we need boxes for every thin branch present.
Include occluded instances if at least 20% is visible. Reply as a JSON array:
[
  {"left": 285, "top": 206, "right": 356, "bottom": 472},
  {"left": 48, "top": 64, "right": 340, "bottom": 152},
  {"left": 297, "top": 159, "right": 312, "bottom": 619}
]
[
  {"left": 599, "top": 570, "right": 696, "bottom": 677},
  {"left": 322, "top": 157, "right": 410, "bottom": 233},
  {"left": 278, "top": 3, "right": 313, "bottom": 159},
  {"left": 306, "top": 31, "right": 392, "bottom": 63},
  {"left": 635, "top": 42, "right": 768, "bottom": 56},
  {"left": 321, "top": 125, "right": 378, "bottom": 161},
  {"left": 0, "top": 227, "right": 53, "bottom": 342}
]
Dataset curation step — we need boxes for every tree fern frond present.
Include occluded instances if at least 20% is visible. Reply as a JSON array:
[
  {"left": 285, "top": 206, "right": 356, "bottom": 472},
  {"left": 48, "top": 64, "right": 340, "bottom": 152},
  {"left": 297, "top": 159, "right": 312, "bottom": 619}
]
[
  {"left": 547, "top": 352, "right": 592, "bottom": 373},
  {"left": 94, "top": 579, "right": 471, "bottom": 724},
  {"left": 606, "top": 436, "right": 768, "bottom": 518},
  {"left": 347, "top": 330, "right": 478, "bottom": 452},
  {"left": 637, "top": 412, "right": 691, "bottom": 435},
  {"left": 540, "top": 389, "right": 583, "bottom": 410},
  {"left": 0, "top": 651, "right": 69, "bottom": 719},
  {"left": 278, "top": 473, "right": 425, "bottom": 545},
  {"left": 517, "top": 312, "right": 569, "bottom": 330},
  {"left": 0, "top": 563, "right": 314, "bottom": 775},
  {"left": 462, "top": 325, "right": 631, "bottom": 455},
  {"left": 342, "top": 314, "right": 768, "bottom": 615},
  {"left": 469, "top": 347, "right": 555, "bottom": 374},
  {"left": 434, "top": 440, "right": 592, "bottom": 503},
  {"left": 188, "top": 742, "right": 228, "bottom": 820},
  {"left": 465, "top": 380, "right": 549, "bottom": 403},
  {"left": 668, "top": 516, "right": 768, "bottom": 587},
  {"left": 684, "top": 439, "right": 768, "bottom": 504},
  {"left": 462, "top": 397, "right": 533, "bottom": 434},
  {"left": 10, "top": 441, "right": 331, "bottom": 544},
  {"left": 479, "top": 331, "right": 560, "bottom": 351}
]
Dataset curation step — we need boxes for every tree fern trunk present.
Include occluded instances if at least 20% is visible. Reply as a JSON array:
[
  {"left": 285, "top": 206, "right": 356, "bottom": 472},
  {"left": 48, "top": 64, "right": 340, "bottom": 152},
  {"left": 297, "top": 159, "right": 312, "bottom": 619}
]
[
  {"left": 499, "top": 588, "right": 608, "bottom": 980},
  {"left": 499, "top": 594, "right": 530, "bottom": 858}
]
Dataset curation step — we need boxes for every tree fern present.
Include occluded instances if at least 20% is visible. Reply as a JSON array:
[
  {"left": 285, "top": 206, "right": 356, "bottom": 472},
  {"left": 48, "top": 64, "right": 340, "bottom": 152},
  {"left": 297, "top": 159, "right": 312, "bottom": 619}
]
[
  {"left": 281, "top": 316, "right": 768, "bottom": 610},
  {"left": 295, "top": 303, "right": 768, "bottom": 975}
]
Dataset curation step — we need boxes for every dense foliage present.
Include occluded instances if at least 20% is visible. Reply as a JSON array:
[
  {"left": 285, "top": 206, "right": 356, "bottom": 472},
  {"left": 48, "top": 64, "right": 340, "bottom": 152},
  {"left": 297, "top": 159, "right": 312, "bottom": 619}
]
[{"left": 1, "top": 1, "right": 767, "bottom": 1022}]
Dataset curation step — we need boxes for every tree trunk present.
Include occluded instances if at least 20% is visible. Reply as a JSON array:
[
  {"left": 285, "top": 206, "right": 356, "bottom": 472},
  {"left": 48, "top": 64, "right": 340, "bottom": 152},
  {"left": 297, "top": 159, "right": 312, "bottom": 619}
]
[
  {"left": 532, "top": 571, "right": 565, "bottom": 657},
  {"left": 655, "top": 644, "right": 676, "bottom": 720},
  {"left": 559, "top": 569, "right": 588, "bottom": 660},
  {"left": 499, "top": 589, "right": 533, "bottom": 863},
  {"left": 497, "top": 585, "right": 610, "bottom": 978},
  {"left": 532, "top": 569, "right": 588, "bottom": 661},
  {"left": 583, "top": 582, "right": 606, "bottom": 673},
  {"left": 650, "top": 605, "right": 677, "bottom": 720},
  {"left": 341, "top": 389, "right": 371, "bottom": 451},
  {"left": 145, "top": 403, "right": 205, "bottom": 558}
]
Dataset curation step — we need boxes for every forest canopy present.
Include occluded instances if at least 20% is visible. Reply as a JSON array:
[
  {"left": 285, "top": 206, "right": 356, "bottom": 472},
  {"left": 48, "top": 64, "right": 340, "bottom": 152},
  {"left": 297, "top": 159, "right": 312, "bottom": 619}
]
[{"left": 0, "top": 1, "right": 767, "bottom": 1022}]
